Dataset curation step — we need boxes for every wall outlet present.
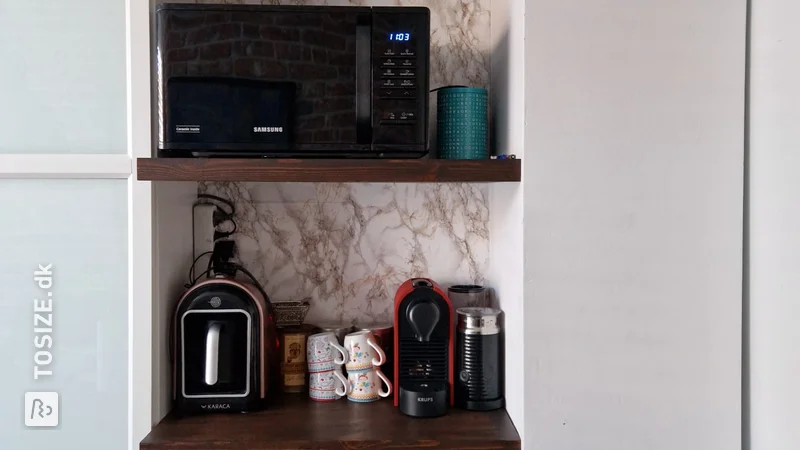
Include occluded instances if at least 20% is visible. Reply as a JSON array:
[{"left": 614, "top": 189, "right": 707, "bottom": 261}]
[{"left": 193, "top": 203, "right": 216, "bottom": 261}]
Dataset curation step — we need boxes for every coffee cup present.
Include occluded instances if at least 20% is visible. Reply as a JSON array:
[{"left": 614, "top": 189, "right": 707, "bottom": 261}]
[
  {"left": 307, "top": 331, "right": 348, "bottom": 373},
  {"left": 343, "top": 330, "right": 385, "bottom": 372},
  {"left": 345, "top": 367, "right": 392, "bottom": 403}
]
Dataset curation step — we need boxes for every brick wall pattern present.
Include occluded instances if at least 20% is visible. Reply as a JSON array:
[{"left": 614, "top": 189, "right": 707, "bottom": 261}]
[{"left": 164, "top": 11, "right": 358, "bottom": 143}]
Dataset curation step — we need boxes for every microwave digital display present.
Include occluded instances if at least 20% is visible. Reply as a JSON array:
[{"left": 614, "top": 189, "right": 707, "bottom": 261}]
[{"left": 388, "top": 32, "right": 411, "bottom": 41}]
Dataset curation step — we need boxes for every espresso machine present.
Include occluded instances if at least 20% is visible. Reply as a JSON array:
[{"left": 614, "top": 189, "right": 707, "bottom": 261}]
[{"left": 393, "top": 278, "right": 454, "bottom": 417}]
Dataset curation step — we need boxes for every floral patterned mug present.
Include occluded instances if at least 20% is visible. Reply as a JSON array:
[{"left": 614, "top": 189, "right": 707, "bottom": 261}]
[
  {"left": 343, "top": 330, "right": 385, "bottom": 372},
  {"left": 307, "top": 331, "right": 348, "bottom": 373},
  {"left": 345, "top": 367, "right": 392, "bottom": 403},
  {"left": 309, "top": 369, "right": 348, "bottom": 402}
]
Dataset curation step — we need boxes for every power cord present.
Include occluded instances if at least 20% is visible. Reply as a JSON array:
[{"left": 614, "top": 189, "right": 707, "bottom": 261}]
[
  {"left": 197, "top": 193, "right": 238, "bottom": 240},
  {"left": 184, "top": 253, "right": 273, "bottom": 311},
  {"left": 187, "top": 195, "right": 273, "bottom": 309},
  {"left": 186, "top": 250, "right": 213, "bottom": 288}
]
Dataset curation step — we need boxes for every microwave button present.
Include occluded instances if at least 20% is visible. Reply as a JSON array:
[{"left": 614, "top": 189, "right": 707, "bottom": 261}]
[
  {"left": 383, "top": 49, "right": 397, "bottom": 57},
  {"left": 382, "top": 79, "right": 397, "bottom": 88},
  {"left": 381, "top": 69, "right": 396, "bottom": 78},
  {"left": 382, "top": 59, "right": 396, "bottom": 67},
  {"left": 401, "top": 59, "right": 414, "bottom": 67},
  {"left": 399, "top": 69, "right": 415, "bottom": 78},
  {"left": 400, "top": 49, "right": 415, "bottom": 57},
  {"left": 400, "top": 111, "right": 416, "bottom": 120},
  {"left": 378, "top": 89, "right": 399, "bottom": 98},
  {"left": 400, "top": 79, "right": 415, "bottom": 88},
  {"left": 378, "top": 89, "right": 416, "bottom": 99},
  {"left": 380, "top": 119, "right": 416, "bottom": 125}
]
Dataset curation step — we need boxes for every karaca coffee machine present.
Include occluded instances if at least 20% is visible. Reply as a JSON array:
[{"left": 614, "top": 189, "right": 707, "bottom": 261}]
[
  {"left": 173, "top": 276, "right": 278, "bottom": 414},
  {"left": 393, "top": 278, "right": 454, "bottom": 417}
]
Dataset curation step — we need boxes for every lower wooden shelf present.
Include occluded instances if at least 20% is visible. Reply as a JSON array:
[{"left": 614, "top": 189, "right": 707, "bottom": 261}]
[{"left": 140, "top": 395, "right": 520, "bottom": 449}]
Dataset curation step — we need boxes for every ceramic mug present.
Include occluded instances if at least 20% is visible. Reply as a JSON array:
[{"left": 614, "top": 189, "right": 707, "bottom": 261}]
[
  {"left": 346, "top": 367, "right": 392, "bottom": 403},
  {"left": 343, "top": 330, "right": 385, "bottom": 372},
  {"left": 308, "top": 370, "right": 348, "bottom": 402},
  {"left": 307, "top": 331, "right": 348, "bottom": 373},
  {"left": 309, "top": 369, "right": 348, "bottom": 402}
]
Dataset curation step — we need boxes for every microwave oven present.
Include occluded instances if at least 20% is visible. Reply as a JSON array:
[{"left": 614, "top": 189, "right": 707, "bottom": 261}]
[{"left": 155, "top": 4, "right": 430, "bottom": 158}]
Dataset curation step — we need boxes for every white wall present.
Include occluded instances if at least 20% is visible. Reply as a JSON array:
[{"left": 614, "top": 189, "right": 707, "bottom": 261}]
[
  {"left": 749, "top": 1, "right": 800, "bottom": 449},
  {"left": 523, "top": 1, "right": 746, "bottom": 449},
  {"left": 490, "top": 0, "right": 526, "bottom": 437},
  {"left": 151, "top": 181, "right": 196, "bottom": 423}
]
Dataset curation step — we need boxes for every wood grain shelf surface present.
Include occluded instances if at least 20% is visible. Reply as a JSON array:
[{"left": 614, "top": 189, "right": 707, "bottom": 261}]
[
  {"left": 136, "top": 158, "right": 521, "bottom": 183},
  {"left": 140, "top": 395, "right": 520, "bottom": 450}
]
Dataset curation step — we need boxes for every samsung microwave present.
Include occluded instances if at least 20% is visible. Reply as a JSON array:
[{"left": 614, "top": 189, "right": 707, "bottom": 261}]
[{"left": 155, "top": 4, "right": 430, "bottom": 158}]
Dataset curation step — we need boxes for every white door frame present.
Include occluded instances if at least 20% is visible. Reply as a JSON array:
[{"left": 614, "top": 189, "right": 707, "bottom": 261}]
[
  {"left": 127, "top": 0, "right": 154, "bottom": 448},
  {"left": 0, "top": 0, "right": 154, "bottom": 449}
]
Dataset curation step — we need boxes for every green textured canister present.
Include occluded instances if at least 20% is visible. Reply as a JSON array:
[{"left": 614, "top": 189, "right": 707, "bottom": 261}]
[{"left": 436, "top": 87, "right": 489, "bottom": 160}]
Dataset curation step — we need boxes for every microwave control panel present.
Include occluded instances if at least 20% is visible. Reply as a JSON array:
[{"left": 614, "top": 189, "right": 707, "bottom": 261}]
[{"left": 371, "top": 9, "right": 429, "bottom": 148}]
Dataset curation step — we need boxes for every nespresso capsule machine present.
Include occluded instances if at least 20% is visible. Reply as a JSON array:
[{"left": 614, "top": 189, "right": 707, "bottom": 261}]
[
  {"left": 393, "top": 278, "right": 454, "bottom": 417},
  {"left": 173, "top": 277, "right": 278, "bottom": 414}
]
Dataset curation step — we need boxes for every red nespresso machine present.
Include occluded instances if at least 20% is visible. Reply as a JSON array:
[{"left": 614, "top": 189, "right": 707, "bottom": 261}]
[{"left": 393, "top": 278, "right": 454, "bottom": 417}]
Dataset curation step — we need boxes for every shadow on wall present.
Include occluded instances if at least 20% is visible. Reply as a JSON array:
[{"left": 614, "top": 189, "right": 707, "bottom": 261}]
[{"left": 490, "top": 30, "right": 510, "bottom": 157}]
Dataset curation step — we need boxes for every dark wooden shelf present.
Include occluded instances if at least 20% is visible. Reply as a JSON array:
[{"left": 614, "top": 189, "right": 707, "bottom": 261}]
[
  {"left": 136, "top": 158, "right": 521, "bottom": 183},
  {"left": 140, "top": 395, "right": 520, "bottom": 450}
]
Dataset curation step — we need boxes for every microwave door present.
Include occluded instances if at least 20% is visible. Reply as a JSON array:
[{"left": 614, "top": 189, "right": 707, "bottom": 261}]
[
  {"left": 158, "top": 7, "right": 364, "bottom": 155},
  {"left": 272, "top": 10, "right": 363, "bottom": 152}
]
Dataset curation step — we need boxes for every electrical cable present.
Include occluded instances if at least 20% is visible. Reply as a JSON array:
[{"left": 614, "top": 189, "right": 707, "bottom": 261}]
[
  {"left": 214, "top": 220, "right": 237, "bottom": 241},
  {"left": 189, "top": 268, "right": 214, "bottom": 287},
  {"left": 197, "top": 193, "right": 238, "bottom": 240},
  {"left": 186, "top": 195, "right": 271, "bottom": 312},
  {"left": 196, "top": 193, "right": 235, "bottom": 217},
  {"left": 186, "top": 251, "right": 213, "bottom": 288}
]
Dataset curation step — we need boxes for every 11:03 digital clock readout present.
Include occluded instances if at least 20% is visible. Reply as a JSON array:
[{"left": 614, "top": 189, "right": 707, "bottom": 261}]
[{"left": 388, "top": 32, "right": 411, "bottom": 41}]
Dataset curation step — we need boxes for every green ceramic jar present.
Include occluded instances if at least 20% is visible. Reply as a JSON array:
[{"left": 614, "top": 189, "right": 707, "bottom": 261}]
[{"left": 436, "top": 87, "right": 489, "bottom": 160}]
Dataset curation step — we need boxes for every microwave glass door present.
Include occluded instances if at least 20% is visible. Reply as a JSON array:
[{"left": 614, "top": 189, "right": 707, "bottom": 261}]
[{"left": 160, "top": 8, "right": 360, "bottom": 151}]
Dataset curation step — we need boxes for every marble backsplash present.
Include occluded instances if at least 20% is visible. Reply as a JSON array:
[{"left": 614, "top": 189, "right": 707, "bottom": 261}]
[
  {"left": 187, "top": 0, "right": 492, "bottom": 324},
  {"left": 200, "top": 182, "right": 489, "bottom": 324}
]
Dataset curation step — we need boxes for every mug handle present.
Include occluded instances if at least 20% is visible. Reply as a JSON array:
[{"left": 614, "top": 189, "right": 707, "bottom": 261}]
[
  {"left": 374, "top": 368, "right": 392, "bottom": 398},
  {"left": 333, "top": 370, "right": 349, "bottom": 397},
  {"left": 367, "top": 337, "right": 385, "bottom": 366},
  {"left": 329, "top": 339, "right": 348, "bottom": 365}
]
